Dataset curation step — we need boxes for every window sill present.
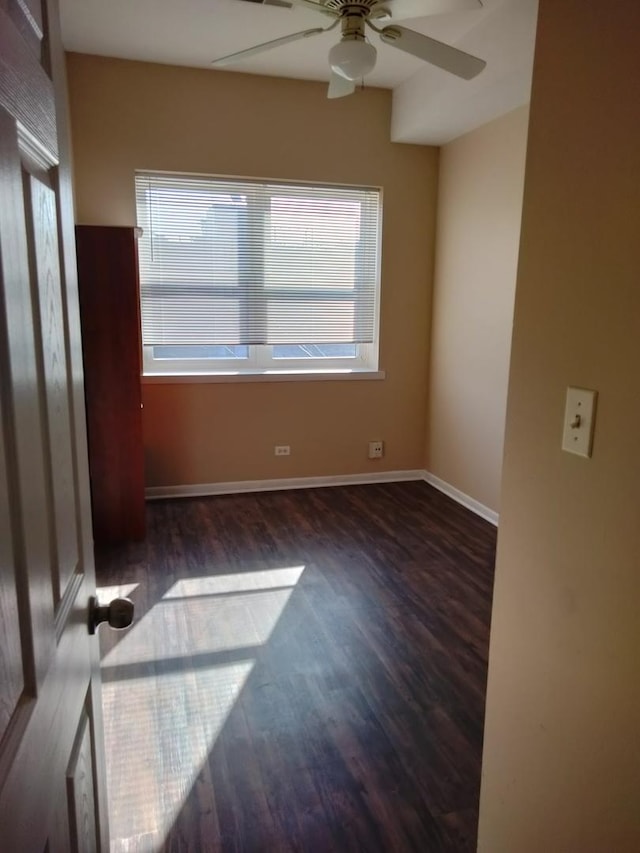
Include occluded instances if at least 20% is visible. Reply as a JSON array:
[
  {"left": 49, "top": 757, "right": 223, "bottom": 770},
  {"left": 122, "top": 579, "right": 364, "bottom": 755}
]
[{"left": 141, "top": 368, "right": 386, "bottom": 385}]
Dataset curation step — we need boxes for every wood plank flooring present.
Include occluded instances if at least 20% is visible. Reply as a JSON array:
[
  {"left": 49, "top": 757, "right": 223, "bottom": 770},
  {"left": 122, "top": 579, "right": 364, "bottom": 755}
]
[{"left": 95, "top": 481, "right": 496, "bottom": 852}]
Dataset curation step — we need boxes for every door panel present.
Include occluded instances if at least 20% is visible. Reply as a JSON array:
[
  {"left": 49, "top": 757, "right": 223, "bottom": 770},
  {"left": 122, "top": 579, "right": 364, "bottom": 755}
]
[
  {"left": 0, "top": 0, "right": 109, "bottom": 849},
  {"left": 27, "top": 171, "right": 79, "bottom": 603},
  {"left": 3, "top": 0, "right": 45, "bottom": 63},
  {"left": 0, "top": 104, "right": 46, "bottom": 707},
  {"left": 0, "top": 390, "right": 23, "bottom": 741},
  {"left": 0, "top": 4, "right": 57, "bottom": 159},
  {"left": 67, "top": 709, "right": 98, "bottom": 853}
]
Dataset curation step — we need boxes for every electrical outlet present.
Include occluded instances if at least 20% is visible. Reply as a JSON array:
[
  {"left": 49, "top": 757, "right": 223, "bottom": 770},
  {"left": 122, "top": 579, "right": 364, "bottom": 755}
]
[
  {"left": 368, "top": 440, "right": 384, "bottom": 459},
  {"left": 275, "top": 445, "right": 290, "bottom": 456}
]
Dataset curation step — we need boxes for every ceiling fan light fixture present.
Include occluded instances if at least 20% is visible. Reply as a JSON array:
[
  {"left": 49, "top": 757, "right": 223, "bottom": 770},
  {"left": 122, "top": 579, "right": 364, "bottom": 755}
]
[{"left": 329, "top": 38, "right": 377, "bottom": 81}]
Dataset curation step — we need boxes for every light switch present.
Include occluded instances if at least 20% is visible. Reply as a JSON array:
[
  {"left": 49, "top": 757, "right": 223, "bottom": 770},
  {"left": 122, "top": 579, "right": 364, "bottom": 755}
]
[{"left": 562, "top": 387, "right": 597, "bottom": 457}]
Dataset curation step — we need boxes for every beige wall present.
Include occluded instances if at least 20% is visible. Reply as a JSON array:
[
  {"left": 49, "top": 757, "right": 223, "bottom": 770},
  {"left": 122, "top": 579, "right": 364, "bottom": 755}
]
[
  {"left": 426, "top": 106, "right": 529, "bottom": 514},
  {"left": 479, "top": 1, "right": 640, "bottom": 850},
  {"left": 66, "top": 54, "right": 437, "bottom": 487}
]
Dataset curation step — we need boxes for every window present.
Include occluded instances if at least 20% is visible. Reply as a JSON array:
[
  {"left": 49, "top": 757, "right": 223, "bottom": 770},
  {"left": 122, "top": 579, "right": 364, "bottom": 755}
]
[{"left": 135, "top": 172, "right": 382, "bottom": 377}]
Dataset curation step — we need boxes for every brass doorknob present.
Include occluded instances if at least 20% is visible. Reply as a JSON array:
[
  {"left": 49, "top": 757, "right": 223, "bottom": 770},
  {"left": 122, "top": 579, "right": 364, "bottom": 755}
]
[{"left": 88, "top": 595, "right": 134, "bottom": 634}]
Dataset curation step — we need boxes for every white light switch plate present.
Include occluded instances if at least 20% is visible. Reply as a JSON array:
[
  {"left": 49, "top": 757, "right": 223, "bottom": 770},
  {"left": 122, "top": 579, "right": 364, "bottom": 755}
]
[{"left": 562, "top": 387, "right": 597, "bottom": 457}]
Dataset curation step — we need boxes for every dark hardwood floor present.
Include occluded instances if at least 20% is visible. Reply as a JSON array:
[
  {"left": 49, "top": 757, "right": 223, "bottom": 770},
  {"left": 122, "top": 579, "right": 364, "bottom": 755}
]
[{"left": 95, "top": 481, "right": 496, "bottom": 852}]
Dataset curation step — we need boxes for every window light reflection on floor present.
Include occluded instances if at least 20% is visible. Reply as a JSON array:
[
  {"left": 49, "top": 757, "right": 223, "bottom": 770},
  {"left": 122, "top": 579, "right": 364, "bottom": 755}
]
[
  {"left": 98, "top": 565, "right": 306, "bottom": 851},
  {"left": 163, "top": 565, "right": 305, "bottom": 598},
  {"left": 101, "top": 566, "right": 306, "bottom": 668},
  {"left": 96, "top": 582, "right": 139, "bottom": 601}
]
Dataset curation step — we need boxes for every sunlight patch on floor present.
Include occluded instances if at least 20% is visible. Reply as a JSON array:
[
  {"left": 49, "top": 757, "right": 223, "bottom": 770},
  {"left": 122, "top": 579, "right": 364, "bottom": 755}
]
[
  {"left": 163, "top": 565, "right": 305, "bottom": 598},
  {"left": 102, "top": 588, "right": 301, "bottom": 667},
  {"left": 104, "top": 662, "right": 254, "bottom": 848},
  {"left": 101, "top": 566, "right": 305, "bottom": 851},
  {"left": 97, "top": 582, "right": 139, "bottom": 601}
]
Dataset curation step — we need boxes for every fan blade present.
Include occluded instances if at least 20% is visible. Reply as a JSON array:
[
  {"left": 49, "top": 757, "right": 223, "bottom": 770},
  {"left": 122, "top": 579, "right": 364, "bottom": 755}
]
[
  {"left": 327, "top": 72, "right": 356, "bottom": 99},
  {"left": 289, "top": 0, "right": 340, "bottom": 18},
  {"left": 380, "top": 25, "right": 486, "bottom": 78},
  {"left": 380, "top": 0, "right": 482, "bottom": 22},
  {"left": 212, "top": 28, "right": 327, "bottom": 67}
]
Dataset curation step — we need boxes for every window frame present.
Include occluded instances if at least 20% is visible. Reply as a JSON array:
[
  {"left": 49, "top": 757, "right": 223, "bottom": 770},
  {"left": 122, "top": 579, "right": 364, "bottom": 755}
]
[
  {"left": 135, "top": 170, "right": 383, "bottom": 379},
  {"left": 141, "top": 341, "right": 377, "bottom": 376}
]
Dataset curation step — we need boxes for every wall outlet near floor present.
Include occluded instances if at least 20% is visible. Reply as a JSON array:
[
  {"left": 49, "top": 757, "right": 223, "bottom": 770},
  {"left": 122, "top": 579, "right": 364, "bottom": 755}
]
[
  {"left": 274, "top": 445, "right": 291, "bottom": 456},
  {"left": 368, "top": 440, "right": 384, "bottom": 459}
]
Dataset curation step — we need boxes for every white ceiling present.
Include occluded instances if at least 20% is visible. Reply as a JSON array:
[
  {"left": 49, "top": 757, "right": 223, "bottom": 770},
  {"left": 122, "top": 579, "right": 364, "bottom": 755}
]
[{"left": 59, "top": 0, "right": 538, "bottom": 144}]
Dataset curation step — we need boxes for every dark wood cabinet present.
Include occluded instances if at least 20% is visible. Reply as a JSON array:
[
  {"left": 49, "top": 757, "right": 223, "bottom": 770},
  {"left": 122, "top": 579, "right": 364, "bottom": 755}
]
[{"left": 75, "top": 225, "right": 145, "bottom": 543}]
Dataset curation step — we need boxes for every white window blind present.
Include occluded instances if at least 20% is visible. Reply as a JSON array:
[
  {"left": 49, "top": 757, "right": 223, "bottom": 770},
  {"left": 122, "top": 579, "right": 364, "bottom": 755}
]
[{"left": 135, "top": 172, "right": 381, "bottom": 349}]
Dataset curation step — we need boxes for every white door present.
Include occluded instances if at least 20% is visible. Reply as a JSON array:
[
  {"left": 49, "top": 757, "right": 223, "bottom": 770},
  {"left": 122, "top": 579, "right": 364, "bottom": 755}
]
[{"left": 0, "top": 0, "right": 110, "bottom": 849}]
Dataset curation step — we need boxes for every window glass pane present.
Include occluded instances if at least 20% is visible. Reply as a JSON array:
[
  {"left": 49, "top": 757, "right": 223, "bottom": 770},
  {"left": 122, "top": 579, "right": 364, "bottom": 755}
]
[
  {"left": 265, "top": 196, "right": 361, "bottom": 292},
  {"left": 272, "top": 344, "right": 358, "bottom": 359},
  {"left": 140, "top": 184, "right": 245, "bottom": 287},
  {"left": 152, "top": 345, "right": 248, "bottom": 360},
  {"left": 266, "top": 300, "right": 356, "bottom": 344}
]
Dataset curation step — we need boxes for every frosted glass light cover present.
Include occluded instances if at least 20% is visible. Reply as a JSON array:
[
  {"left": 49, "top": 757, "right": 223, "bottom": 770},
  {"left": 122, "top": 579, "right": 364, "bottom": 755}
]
[{"left": 329, "top": 39, "right": 377, "bottom": 81}]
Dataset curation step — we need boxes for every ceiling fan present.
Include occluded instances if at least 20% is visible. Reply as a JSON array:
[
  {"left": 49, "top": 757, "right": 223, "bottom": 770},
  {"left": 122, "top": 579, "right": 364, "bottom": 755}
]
[{"left": 212, "top": 0, "right": 486, "bottom": 99}]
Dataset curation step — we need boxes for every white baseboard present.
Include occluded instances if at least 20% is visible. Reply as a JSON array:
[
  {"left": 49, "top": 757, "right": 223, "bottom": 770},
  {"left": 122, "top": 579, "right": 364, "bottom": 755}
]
[
  {"left": 146, "top": 469, "right": 499, "bottom": 526},
  {"left": 146, "top": 469, "right": 425, "bottom": 501},
  {"left": 422, "top": 471, "right": 499, "bottom": 526}
]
